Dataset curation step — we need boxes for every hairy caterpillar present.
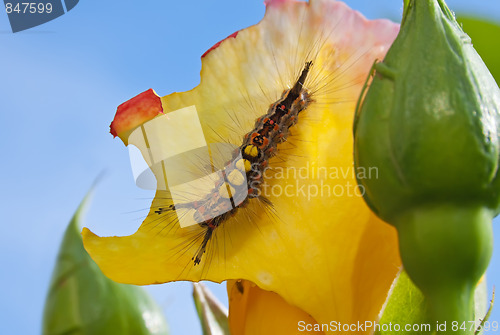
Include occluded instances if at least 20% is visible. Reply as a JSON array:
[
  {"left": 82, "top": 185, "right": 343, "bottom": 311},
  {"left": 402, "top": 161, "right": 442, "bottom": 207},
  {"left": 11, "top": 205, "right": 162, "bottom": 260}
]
[{"left": 151, "top": 61, "right": 314, "bottom": 265}]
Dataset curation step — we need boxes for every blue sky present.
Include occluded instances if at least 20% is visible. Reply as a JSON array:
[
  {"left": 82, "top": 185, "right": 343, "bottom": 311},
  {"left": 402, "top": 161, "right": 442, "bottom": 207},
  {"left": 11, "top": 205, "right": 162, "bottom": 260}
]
[{"left": 0, "top": 1, "right": 499, "bottom": 334}]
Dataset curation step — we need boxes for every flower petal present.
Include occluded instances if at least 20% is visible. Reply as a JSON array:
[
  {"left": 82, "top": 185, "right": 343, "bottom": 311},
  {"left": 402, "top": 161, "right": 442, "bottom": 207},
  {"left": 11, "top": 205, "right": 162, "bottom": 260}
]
[
  {"left": 227, "top": 280, "right": 324, "bottom": 335},
  {"left": 110, "top": 89, "right": 163, "bottom": 142},
  {"left": 83, "top": 0, "right": 400, "bottom": 329}
]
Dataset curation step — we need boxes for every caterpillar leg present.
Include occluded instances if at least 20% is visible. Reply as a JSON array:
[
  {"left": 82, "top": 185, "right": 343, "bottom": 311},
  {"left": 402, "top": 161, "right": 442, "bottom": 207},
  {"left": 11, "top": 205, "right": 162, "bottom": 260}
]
[{"left": 193, "top": 226, "right": 214, "bottom": 265}]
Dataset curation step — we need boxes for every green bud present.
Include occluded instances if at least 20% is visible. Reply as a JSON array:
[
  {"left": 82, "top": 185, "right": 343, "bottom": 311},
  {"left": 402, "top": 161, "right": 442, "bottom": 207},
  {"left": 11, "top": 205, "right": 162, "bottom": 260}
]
[
  {"left": 353, "top": 0, "right": 499, "bottom": 332},
  {"left": 354, "top": 1, "right": 500, "bottom": 220}
]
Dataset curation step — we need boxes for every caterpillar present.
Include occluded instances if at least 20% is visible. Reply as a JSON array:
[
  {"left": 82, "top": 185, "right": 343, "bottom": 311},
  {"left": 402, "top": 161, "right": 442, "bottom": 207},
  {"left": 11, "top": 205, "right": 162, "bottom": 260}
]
[
  {"left": 136, "top": 44, "right": 368, "bottom": 279},
  {"left": 154, "top": 61, "right": 314, "bottom": 265}
]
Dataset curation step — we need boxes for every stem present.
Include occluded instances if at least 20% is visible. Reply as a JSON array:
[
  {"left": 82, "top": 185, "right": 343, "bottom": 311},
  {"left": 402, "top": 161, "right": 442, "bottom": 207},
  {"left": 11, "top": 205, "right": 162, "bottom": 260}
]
[
  {"left": 395, "top": 204, "right": 493, "bottom": 334},
  {"left": 427, "top": 285, "right": 474, "bottom": 334}
]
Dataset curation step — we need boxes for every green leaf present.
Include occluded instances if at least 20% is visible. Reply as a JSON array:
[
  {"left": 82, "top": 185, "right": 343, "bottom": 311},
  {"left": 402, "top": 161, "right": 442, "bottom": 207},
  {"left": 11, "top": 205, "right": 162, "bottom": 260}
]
[
  {"left": 192, "top": 283, "right": 229, "bottom": 335},
  {"left": 473, "top": 279, "right": 489, "bottom": 335},
  {"left": 457, "top": 16, "right": 500, "bottom": 84},
  {"left": 42, "top": 192, "right": 169, "bottom": 335},
  {"left": 377, "top": 270, "right": 490, "bottom": 335},
  {"left": 376, "top": 270, "right": 431, "bottom": 335}
]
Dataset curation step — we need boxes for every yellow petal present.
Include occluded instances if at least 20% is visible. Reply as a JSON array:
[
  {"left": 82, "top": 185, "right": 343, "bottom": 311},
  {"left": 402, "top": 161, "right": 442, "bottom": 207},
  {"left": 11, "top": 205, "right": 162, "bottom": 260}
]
[
  {"left": 228, "top": 280, "right": 324, "bottom": 335},
  {"left": 83, "top": 0, "right": 401, "bottom": 330}
]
